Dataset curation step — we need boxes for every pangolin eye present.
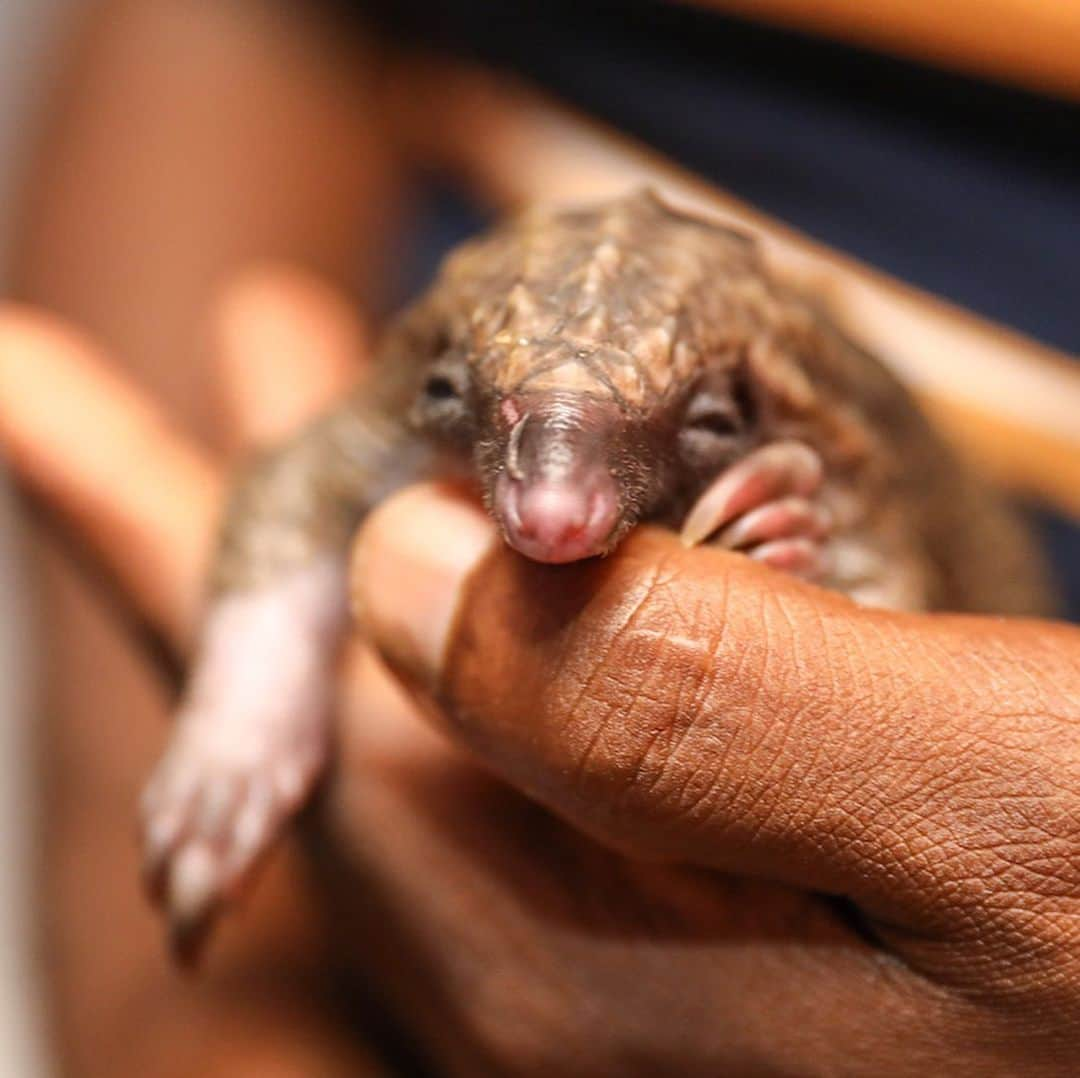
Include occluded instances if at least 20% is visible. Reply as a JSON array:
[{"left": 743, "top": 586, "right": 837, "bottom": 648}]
[
  {"left": 686, "top": 408, "right": 740, "bottom": 437},
  {"left": 683, "top": 391, "right": 744, "bottom": 439},
  {"left": 412, "top": 354, "right": 472, "bottom": 443},
  {"left": 424, "top": 374, "right": 460, "bottom": 401},
  {"left": 678, "top": 390, "right": 747, "bottom": 469}
]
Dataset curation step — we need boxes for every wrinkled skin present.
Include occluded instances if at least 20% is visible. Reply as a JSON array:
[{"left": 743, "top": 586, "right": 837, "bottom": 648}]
[{"left": 346, "top": 487, "right": 1080, "bottom": 1076}]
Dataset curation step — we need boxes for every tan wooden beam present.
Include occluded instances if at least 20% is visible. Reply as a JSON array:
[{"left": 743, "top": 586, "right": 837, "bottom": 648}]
[{"left": 689, "top": 0, "right": 1080, "bottom": 101}]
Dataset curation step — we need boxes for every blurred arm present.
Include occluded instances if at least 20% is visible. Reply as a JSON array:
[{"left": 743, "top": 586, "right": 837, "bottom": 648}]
[{"left": 7, "top": 0, "right": 399, "bottom": 1073}]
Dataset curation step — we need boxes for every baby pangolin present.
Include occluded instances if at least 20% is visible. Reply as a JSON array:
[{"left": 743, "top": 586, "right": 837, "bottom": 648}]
[{"left": 141, "top": 188, "right": 1052, "bottom": 949}]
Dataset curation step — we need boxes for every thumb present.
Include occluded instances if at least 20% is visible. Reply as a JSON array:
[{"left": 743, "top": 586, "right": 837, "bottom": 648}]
[{"left": 352, "top": 484, "right": 1080, "bottom": 941}]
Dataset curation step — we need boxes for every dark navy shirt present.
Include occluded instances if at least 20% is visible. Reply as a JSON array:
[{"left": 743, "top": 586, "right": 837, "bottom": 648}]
[{"left": 340, "top": 1, "right": 1080, "bottom": 614}]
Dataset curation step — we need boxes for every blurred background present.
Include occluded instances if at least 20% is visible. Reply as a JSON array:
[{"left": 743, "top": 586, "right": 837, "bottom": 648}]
[
  {"left": 2, "top": 6, "right": 76, "bottom": 1077},
  {"left": 1, "top": 2, "right": 1078, "bottom": 1075}
]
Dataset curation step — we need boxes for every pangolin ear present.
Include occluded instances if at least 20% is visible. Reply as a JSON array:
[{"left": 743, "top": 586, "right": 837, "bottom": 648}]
[
  {"left": 743, "top": 338, "right": 817, "bottom": 423},
  {"left": 643, "top": 187, "right": 758, "bottom": 248}
]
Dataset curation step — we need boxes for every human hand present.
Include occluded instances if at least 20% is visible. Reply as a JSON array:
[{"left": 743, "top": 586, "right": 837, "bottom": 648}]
[
  {"left": 346, "top": 483, "right": 1080, "bottom": 1074},
  {"left": 6, "top": 273, "right": 1080, "bottom": 1076}
]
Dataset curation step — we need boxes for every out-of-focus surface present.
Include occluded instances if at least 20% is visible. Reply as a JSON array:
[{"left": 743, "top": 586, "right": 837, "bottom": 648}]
[
  {"left": 0, "top": 0, "right": 74, "bottom": 259},
  {"left": 0, "top": 478, "right": 48, "bottom": 1078},
  {"left": 2, "top": 4, "right": 73, "bottom": 1076}
]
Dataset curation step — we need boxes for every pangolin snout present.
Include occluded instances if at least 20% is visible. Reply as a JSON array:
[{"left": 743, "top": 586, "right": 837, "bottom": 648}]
[
  {"left": 489, "top": 396, "right": 622, "bottom": 563},
  {"left": 494, "top": 472, "right": 619, "bottom": 563}
]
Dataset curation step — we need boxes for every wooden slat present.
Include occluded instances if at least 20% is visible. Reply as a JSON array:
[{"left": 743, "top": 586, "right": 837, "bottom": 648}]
[
  {"left": 916, "top": 393, "right": 1080, "bottom": 517},
  {"left": 690, "top": 0, "right": 1080, "bottom": 101}
]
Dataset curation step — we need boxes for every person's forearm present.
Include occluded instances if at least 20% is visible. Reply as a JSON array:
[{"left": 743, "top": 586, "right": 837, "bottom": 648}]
[{"left": 8, "top": 0, "right": 398, "bottom": 1071}]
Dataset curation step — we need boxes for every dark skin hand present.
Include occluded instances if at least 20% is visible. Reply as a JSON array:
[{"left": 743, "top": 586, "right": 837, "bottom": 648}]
[
  {"left": 349, "top": 499, "right": 1080, "bottom": 1075},
  {"left": 6, "top": 272, "right": 1080, "bottom": 1075}
]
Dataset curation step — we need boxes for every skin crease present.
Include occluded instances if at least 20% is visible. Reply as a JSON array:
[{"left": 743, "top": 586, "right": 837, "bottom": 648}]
[{"left": 6, "top": 283, "right": 1080, "bottom": 1075}]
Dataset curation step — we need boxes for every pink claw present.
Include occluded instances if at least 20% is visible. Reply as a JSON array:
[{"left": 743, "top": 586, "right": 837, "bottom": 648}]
[
  {"left": 750, "top": 538, "right": 828, "bottom": 580},
  {"left": 680, "top": 441, "right": 831, "bottom": 583},
  {"left": 717, "top": 496, "right": 831, "bottom": 551},
  {"left": 680, "top": 441, "right": 824, "bottom": 548}
]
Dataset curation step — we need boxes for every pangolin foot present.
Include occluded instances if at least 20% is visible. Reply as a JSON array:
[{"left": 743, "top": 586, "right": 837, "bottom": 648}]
[{"left": 680, "top": 440, "right": 831, "bottom": 581}]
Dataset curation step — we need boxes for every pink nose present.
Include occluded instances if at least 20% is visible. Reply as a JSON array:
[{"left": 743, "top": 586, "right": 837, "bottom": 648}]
[{"left": 495, "top": 476, "right": 619, "bottom": 563}]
